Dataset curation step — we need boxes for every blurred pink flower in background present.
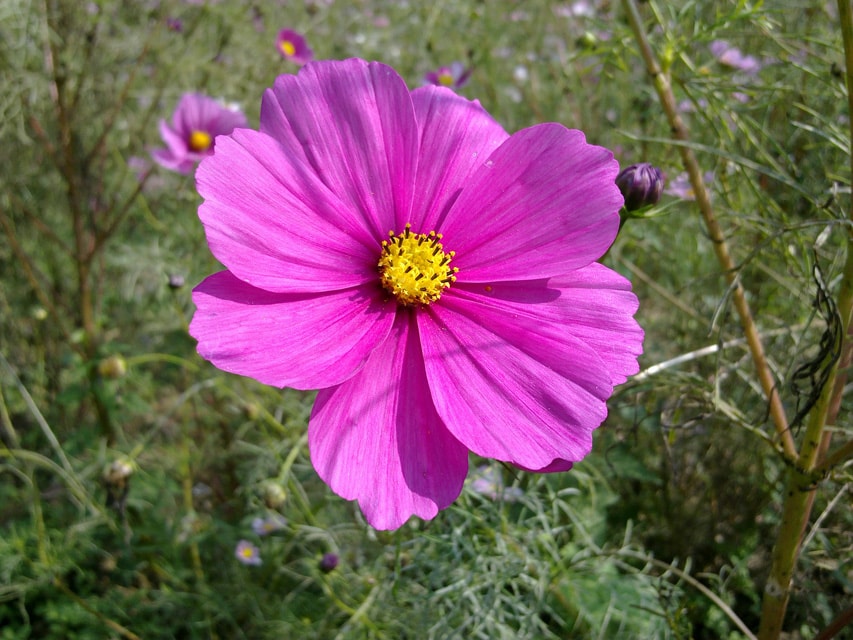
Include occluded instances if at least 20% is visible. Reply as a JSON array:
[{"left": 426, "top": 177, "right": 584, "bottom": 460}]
[
  {"left": 710, "top": 40, "right": 762, "bottom": 74},
  {"left": 152, "top": 94, "right": 246, "bottom": 174},
  {"left": 251, "top": 514, "right": 287, "bottom": 536},
  {"left": 276, "top": 29, "right": 313, "bottom": 65},
  {"left": 423, "top": 61, "right": 472, "bottom": 89}
]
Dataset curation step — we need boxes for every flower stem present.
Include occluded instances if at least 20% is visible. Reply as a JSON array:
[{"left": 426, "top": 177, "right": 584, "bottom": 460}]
[{"left": 758, "top": 2, "right": 853, "bottom": 636}]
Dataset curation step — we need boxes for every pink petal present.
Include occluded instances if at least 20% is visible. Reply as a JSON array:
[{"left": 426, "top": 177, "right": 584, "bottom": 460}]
[
  {"left": 190, "top": 270, "right": 395, "bottom": 389},
  {"left": 260, "top": 59, "right": 419, "bottom": 242},
  {"left": 419, "top": 292, "right": 616, "bottom": 470},
  {"left": 514, "top": 459, "right": 574, "bottom": 473},
  {"left": 196, "top": 129, "right": 381, "bottom": 293},
  {"left": 408, "top": 86, "right": 508, "bottom": 231},
  {"left": 309, "top": 311, "right": 469, "bottom": 530},
  {"left": 454, "top": 263, "right": 643, "bottom": 385},
  {"left": 159, "top": 119, "right": 188, "bottom": 156},
  {"left": 440, "top": 123, "right": 622, "bottom": 281}
]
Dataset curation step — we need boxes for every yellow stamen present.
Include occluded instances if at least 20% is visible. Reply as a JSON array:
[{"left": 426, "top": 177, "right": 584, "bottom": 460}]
[
  {"left": 378, "top": 224, "right": 458, "bottom": 306},
  {"left": 280, "top": 40, "right": 296, "bottom": 57},
  {"left": 189, "top": 130, "right": 212, "bottom": 152},
  {"left": 437, "top": 72, "right": 454, "bottom": 86}
]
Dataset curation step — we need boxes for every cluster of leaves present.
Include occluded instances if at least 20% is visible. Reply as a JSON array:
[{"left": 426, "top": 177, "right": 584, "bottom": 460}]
[{"left": 0, "top": 0, "right": 850, "bottom": 638}]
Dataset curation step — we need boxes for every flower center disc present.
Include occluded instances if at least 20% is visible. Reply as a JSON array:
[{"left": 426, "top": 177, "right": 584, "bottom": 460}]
[
  {"left": 189, "top": 130, "right": 213, "bottom": 152},
  {"left": 280, "top": 40, "right": 296, "bottom": 57},
  {"left": 378, "top": 224, "right": 458, "bottom": 306}
]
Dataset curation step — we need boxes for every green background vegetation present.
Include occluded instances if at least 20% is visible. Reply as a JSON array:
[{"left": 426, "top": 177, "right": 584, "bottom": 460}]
[{"left": 1, "top": 0, "right": 850, "bottom": 638}]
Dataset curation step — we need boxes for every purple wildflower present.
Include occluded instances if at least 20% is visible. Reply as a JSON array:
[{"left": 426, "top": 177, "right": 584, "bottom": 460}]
[
  {"left": 152, "top": 94, "right": 247, "bottom": 175},
  {"left": 423, "top": 62, "right": 472, "bottom": 89},
  {"left": 665, "top": 171, "right": 715, "bottom": 201},
  {"left": 251, "top": 514, "right": 288, "bottom": 536},
  {"left": 235, "top": 540, "right": 262, "bottom": 566},
  {"left": 276, "top": 29, "right": 313, "bottom": 65},
  {"left": 189, "top": 59, "right": 643, "bottom": 530},
  {"left": 709, "top": 40, "right": 762, "bottom": 75},
  {"left": 470, "top": 466, "right": 524, "bottom": 502}
]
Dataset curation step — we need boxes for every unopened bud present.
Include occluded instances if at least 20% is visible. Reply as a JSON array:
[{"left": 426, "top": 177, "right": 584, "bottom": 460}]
[
  {"left": 261, "top": 481, "right": 287, "bottom": 509},
  {"left": 616, "top": 163, "right": 664, "bottom": 212},
  {"left": 103, "top": 457, "right": 134, "bottom": 485},
  {"left": 319, "top": 552, "right": 339, "bottom": 573},
  {"left": 98, "top": 355, "right": 127, "bottom": 379}
]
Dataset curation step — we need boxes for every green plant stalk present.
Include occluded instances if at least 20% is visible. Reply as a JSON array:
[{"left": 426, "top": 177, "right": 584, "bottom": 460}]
[
  {"left": 759, "top": 2, "right": 853, "bottom": 634},
  {"left": 620, "top": 0, "right": 796, "bottom": 460},
  {"left": 42, "top": 0, "right": 116, "bottom": 442}
]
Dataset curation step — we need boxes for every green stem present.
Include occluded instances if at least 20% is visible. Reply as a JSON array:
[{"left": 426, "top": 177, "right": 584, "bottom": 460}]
[{"left": 759, "top": 2, "right": 853, "bottom": 635}]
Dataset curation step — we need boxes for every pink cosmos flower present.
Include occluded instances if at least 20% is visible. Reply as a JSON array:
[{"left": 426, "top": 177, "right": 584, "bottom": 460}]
[
  {"left": 423, "top": 62, "right": 472, "bottom": 89},
  {"left": 276, "top": 29, "right": 313, "bottom": 65},
  {"left": 152, "top": 94, "right": 247, "bottom": 175},
  {"left": 189, "top": 59, "right": 643, "bottom": 530}
]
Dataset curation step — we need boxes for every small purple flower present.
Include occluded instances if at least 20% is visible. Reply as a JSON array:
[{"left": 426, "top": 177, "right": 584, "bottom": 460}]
[
  {"left": 470, "top": 466, "right": 524, "bottom": 502},
  {"left": 616, "top": 163, "right": 664, "bottom": 211},
  {"left": 235, "top": 539, "right": 262, "bottom": 566},
  {"left": 665, "top": 171, "right": 715, "bottom": 201},
  {"left": 152, "top": 94, "right": 247, "bottom": 175},
  {"left": 251, "top": 514, "right": 287, "bottom": 536},
  {"left": 276, "top": 29, "right": 313, "bottom": 65},
  {"left": 423, "top": 62, "right": 472, "bottom": 89},
  {"left": 709, "top": 40, "right": 762, "bottom": 75},
  {"left": 319, "top": 553, "right": 339, "bottom": 573},
  {"left": 166, "top": 17, "right": 183, "bottom": 32}
]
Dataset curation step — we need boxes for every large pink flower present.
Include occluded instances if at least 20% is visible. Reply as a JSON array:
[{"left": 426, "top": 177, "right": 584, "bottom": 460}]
[{"left": 190, "top": 59, "right": 643, "bottom": 530}]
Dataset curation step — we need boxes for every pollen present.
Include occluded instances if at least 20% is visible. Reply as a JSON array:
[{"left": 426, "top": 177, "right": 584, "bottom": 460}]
[
  {"left": 280, "top": 40, "right": 296, "bottom": 57},
  {"left": 189, "top": 130, "right": 213, "bottom": 152},
  {"left": 378, "top": 224, "right": 458, "bottom": 306}
]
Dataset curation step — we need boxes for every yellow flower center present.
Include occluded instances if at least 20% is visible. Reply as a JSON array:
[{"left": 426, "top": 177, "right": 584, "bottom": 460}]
[
  {"left": 378, "top": 224, "right": 458, "bottom": 306},
  {"left": 189, "top": 130, "right": 212, "bottom": 152},
  {"left": 280, "top": 40, "right": 296, "bottom": 57},
  {"left": 437, "top": 72, "right": 454, "bottom": 86}
]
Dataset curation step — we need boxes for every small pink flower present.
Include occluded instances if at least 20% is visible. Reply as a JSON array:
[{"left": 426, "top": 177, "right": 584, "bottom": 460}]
[
  {"left": 190, "top": 59, "right": 643, "bottom": 530},
  {"left": 152, "top": 94, "right": 247, "bottom": 175},
  {"left": 251, "top": 514, "right": 287, "bottom": 536},
  {"left": 276, "top": 29, "right": 313, "bottom": 65},
  {"left": 235, "top": 539, "right": 262, "bottom": 565},
  {"left": 709, "top": 40, "right": 762, "bottom": 75},
  {"left": 423, "top": 62, "right": 471, "bottom": 89}
]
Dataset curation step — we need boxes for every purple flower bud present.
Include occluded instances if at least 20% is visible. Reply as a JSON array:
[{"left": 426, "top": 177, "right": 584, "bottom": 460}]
[
  {"left": 168, "top": 274, "right": 186, "bottom": 290},
  {"left": 319, "top": 552, "right": 339, "bottom": 573},
  {"left": 615, "top": 163, "right": 664, "bottom": 212}
]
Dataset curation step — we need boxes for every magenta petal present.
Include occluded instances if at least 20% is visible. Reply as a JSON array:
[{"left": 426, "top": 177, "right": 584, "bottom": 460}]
[
  {"left": 260, "top": 59, "right": 419, "bottom": 241},
  {"left": 309, "top": 312, "right": 469, "bottom": 530},
  {"left": 408, "top": 87, "right": 508, "bottom": 231},
  {"left": 197, "top": 129, "right": 380, "bottom": 293},
  {"left": 455, "top": 263, "right": 643, "bottom": 385},
  {"left": 441, "top": 124, "right": 622, "bottom": 280},
  {"left": 514, "top": 459, "right": 574, "bottom": 473},
  {"left": 190, "top": 271, "right": 395, "bottom": 389},
  {"left": 419, "top": 293, "right": 615, "bottom": 470}
]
